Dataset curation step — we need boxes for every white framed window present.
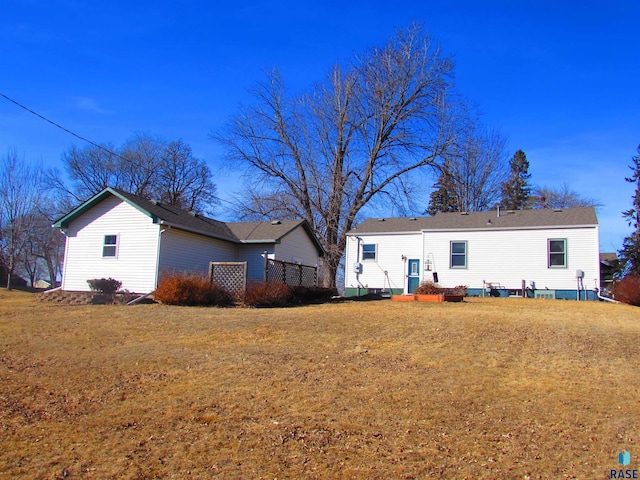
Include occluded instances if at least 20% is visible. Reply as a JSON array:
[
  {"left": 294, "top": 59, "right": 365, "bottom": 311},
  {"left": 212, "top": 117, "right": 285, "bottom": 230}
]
[
  {"left": 103, "top": 234, "right": 118, "bottom": 257},
  {"left": 548, "top": 238, "right": 567, "bottom": 268},
  {"left": 362, "top": 243, "right": 377, "bottom": 261},
  {"left": 450, "top": 241, "right": 467, "bottom": 269}
]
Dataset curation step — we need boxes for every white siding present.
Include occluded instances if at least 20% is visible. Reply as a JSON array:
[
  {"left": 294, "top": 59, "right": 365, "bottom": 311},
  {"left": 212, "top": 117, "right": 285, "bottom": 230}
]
[
  {"left": 158, "top": 228, "right": 237, "bottom": 277},
  {"left": 423, "top": 226, "right": 600, "bottom": 290},
  {"left": 61, "top": 196, "right": 160, "bottom": 292},
  {"left": 274, "top": 226, "right": 319, "bottom": 267},
  {"left": 344, "top": 232, "right": 422, "bottom": 293}
]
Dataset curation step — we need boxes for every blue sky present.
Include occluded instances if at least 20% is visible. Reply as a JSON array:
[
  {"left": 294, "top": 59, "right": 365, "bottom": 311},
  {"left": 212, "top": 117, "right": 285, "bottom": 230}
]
[{"left": 1, "top": 0, "right": 638, "bottom": 252}]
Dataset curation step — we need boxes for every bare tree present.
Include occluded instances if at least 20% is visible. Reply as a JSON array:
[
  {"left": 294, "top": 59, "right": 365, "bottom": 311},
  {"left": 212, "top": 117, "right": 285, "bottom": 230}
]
[
  {"left": 216, "top": 25, "right": 465, "bottom": 286},
  {"left": 530, "top": 183, "right": 601, "bottom": 209},
  {"left": 53, "top": 134, "right": 217, "bottom": 214},
  {"left": 61, "top": 142, "right": 121, "bottom": 202},
  {"left": 156, "top": 140, "right": 217, "bottom": 214},
  {"left": 0, "top": 150, "right": 42, "bottom": 289},
  {"left": 439, "top": 127, "right": 507, "bottom": 212},
  {"left": 119, "top": 132, "right": 165, "bottom": 197},
  {"left": 23, "top": 201, "right": 66, "bottom": 288}
]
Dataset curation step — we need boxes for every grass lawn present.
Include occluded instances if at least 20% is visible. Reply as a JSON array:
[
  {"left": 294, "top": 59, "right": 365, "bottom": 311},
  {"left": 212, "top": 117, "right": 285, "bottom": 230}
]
[{"left": 1, "top": 291, "right": 639, "bottom": 479}]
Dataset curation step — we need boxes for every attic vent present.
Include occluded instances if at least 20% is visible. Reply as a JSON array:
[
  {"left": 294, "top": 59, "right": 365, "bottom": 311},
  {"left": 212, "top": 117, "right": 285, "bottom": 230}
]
[
  {"left": 378, "top": 218, "right": 385, "bottom": 222},
  {"left": 409, "top": 217, "right": 417, "bottom": 221},
  {"left": 553, "top": 209, "right": 563, "bottom": 212},
  {"left": 150, "top": 199, "right": 160, "bottom": 205},
  {"left": 507, "top": 210, "right": 516, "bottom": 214},
  {"left": 271, "top": 220, "right": 281, "bottom": 225},
  {"left": 188, "top": 211, "right": 197, "bottom": 217},
  {"left": 460, "top": 212, "right": 469, "bottom": 216}
]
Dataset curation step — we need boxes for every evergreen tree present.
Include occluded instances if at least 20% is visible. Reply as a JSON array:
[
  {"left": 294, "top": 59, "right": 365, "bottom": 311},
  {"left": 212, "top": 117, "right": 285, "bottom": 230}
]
[
  {"left": 500, "top": 150, "right": 531, "bottom": 210},
  {"left": 425, "top": 168, "right": 458, "bottom": 215},
  {"left": 619, "top": 145, "right": 640, "bottom": 276}
]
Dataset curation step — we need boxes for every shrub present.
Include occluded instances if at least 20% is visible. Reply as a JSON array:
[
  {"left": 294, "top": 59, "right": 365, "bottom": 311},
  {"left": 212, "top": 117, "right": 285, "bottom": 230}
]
[
  {"left": 87, "top": 277, "right": 122, "bottom": 295},
  {"left": 154, "top": 274, "right": 233, "bottom": 306},
  {"left": 244, "top": 281, "right": 292, "bottom": 308},
  {"left": 415, "top": 281, "right": 441, "bottom": 295},
  {"left": 451, "top": 285, "right": 468, "bottom": 296},
  {"left": 289, "top": 286, "right": 337, "bottom": 304},
  {"left": 612, "top": 275, "right": 640, "bottom": 306}
]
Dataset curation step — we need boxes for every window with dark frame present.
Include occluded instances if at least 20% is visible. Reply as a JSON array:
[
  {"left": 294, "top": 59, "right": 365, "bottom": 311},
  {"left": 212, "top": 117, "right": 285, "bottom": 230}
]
[
  {"left": 103, "top": 235, "right": 118, "bottom": 257},
  {"left": 450, "top": 241, "right": 467, "bottom": 268},
  {"left": 548, "top": 238, "right": 567, "bottom": 268},
  {"left": 362, "top": 243, "right": 377, "bottom": 261}
]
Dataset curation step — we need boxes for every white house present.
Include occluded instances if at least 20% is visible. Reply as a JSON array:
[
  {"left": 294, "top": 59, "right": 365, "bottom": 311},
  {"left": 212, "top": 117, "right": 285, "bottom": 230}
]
[
  {"left": 53, "top": 188, "right": 324, "bottom": 293},
  {"left": 344, "top": 207, "right": 601, "bottom": 300}
]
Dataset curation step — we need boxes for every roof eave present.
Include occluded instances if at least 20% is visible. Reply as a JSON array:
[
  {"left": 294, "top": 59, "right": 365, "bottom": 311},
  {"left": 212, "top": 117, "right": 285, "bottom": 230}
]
[{"left": 159, "top": 220, "right": 239, "bottom": 244}]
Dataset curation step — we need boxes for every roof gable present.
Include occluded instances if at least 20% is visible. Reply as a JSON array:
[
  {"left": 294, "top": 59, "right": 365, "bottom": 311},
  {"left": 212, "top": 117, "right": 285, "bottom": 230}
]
[
  {"left": 349, "top": 207, "right": 598, "bottom": 234},
  {"left": 226, "top": 219, "right": 325, "bottom": 255}
]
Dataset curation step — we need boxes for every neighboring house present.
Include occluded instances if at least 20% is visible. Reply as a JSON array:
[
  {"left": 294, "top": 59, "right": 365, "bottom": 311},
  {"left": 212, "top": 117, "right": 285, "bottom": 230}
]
[
  {"left": 599, "top": 252, "right": 619, "bottom": 294},
  {"left": 34, "top": 279, "right": 52, "bottom": 289},
  {"left": 53, "top": 188, "right": 324, "bottom": 293},
  {"left": 344, "top": 207, "right": 601, "bottom": 300}
]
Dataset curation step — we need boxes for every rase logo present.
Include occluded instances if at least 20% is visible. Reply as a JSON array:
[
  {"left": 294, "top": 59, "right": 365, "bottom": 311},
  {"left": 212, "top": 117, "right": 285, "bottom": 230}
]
[{"left": 610, "top": 450, "right": 638, "bottom": 479}]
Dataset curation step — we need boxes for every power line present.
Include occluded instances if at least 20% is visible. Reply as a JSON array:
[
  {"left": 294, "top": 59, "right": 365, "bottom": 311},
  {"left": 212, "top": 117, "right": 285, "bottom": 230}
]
[
  {"left": 0, "top": 91, "right": 238, "bottom": 210},
  {"left": 0, "top": 91, "right": 128, "bottom": 162}
]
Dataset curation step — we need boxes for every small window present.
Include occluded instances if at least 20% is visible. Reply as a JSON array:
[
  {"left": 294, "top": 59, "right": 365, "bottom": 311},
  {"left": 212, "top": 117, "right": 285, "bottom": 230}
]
[
  {"left": 548, "top": 238, "right": 567, "bottom": 268},
  {"left": 103, "top": 235, "right": 118, "bottom": 257},
  {"left": 362, "top": 243, "right": 377, "bottom": 261},
  {"left": 450, "top": 241, "right": 467, "bottom": 269}
]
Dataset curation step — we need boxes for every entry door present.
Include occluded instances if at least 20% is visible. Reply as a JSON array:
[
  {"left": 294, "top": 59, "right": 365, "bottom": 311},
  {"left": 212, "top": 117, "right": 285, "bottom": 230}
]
[{"left": 407, "top": 259, "right": 420, "bottom": 294}]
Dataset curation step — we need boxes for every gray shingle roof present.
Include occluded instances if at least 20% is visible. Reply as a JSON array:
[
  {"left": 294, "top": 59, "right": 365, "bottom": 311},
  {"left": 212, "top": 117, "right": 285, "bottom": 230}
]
[
  {"left": 349, "top": 207, "right": 598, "bottom": 234},
  {"left": 226, "top": 220, "right": 304, "bottom": 242},
  {"left": 114, "top": 189, "right": 238, "bottom": 242},
  {"left": 53, "top": 188, "right": 325, "bottom": 255}
]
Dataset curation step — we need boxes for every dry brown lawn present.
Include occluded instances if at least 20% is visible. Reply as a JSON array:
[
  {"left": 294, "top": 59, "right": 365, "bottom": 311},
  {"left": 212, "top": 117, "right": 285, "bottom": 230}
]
[{"left": 1, "top": 291, "right": 639, "bottom": 479}]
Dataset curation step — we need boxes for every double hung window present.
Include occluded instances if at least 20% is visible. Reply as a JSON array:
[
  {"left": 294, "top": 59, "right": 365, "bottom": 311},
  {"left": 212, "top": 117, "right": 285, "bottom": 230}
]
[
  {"left": 548, "top": 239, "right": 567, "bottom": 268},
  {"left": 362, "top": 244, "right": 377, "bottom": 261},
  {"left": 103, "top": 235, "right": 118, "bottom": 257},
  {"left": 450, "top": 241, "right": 467, "bottom": 268}
]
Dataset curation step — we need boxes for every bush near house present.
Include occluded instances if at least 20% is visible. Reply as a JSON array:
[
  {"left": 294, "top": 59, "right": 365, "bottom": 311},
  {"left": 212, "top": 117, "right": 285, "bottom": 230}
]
[
  {"left": 611, "top": 275, "right": 640, "bottom": 306},
  {"left": 87, "top": 278, "right": 122, "bottom": 295},
  {"left": 154, "top": 274, "right": 234, "bottom": 307},
  {"left": 289, "top": 286, "right": 337, "bottom": 304},
  {"left": 415, "top": 281, "right": 441, "bottom": 295},
  {"left": 415, "top": 281, "right": 468, "bottom": 296},
  {"left": 244, "top": 281, "right": 292, "bottom": 308}
]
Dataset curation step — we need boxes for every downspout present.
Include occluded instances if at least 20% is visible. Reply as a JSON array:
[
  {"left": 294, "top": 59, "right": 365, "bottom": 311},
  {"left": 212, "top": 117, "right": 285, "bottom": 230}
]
[
  {"left": 595, "top": 289, "right": 620, "bottom": 303},
  {"left": 58, "top": 228, "right": 70, "bottom": 290},
  {"left": 154, "top": 224, "right": 168, "bottom": 290}
]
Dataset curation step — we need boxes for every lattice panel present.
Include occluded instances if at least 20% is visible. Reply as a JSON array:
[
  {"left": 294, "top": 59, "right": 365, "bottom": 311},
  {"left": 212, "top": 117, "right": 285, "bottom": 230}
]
[
  {"left": 209, "top": 262, "right": 247, "bottom": 299},
  {"left": 266, "top": 260, "right": 317, "bottom": 287}
]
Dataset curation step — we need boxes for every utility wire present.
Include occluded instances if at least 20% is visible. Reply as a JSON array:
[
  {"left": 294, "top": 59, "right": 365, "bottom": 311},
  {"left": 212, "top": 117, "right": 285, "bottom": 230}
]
[
  {"left": 0, "top": 91, "right": 129, "bottom": 163},
  {"left": 0, "top": 91, "right": 237, "bottom": 209}
]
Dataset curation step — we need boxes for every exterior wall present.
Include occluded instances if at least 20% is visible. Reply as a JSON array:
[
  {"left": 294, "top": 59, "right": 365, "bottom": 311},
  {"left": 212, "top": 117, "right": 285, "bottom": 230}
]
[
  {"left": 274, "top": 226, "right": 320, "bottom": 267},
  {"left": 61, "top": 196, "right": 160, "bottom": 293},
  {"left": 158, "top": 228, "right": 237, "bottom": 278},
  {"left": 422, "top": 226, "right": 601, "bottom": 292},
  {"left": 235, "top": 244, "right": 274, "bottom": 281},
  {"left": 344, "top": 232, "right": 422, "bottom": 296}
]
